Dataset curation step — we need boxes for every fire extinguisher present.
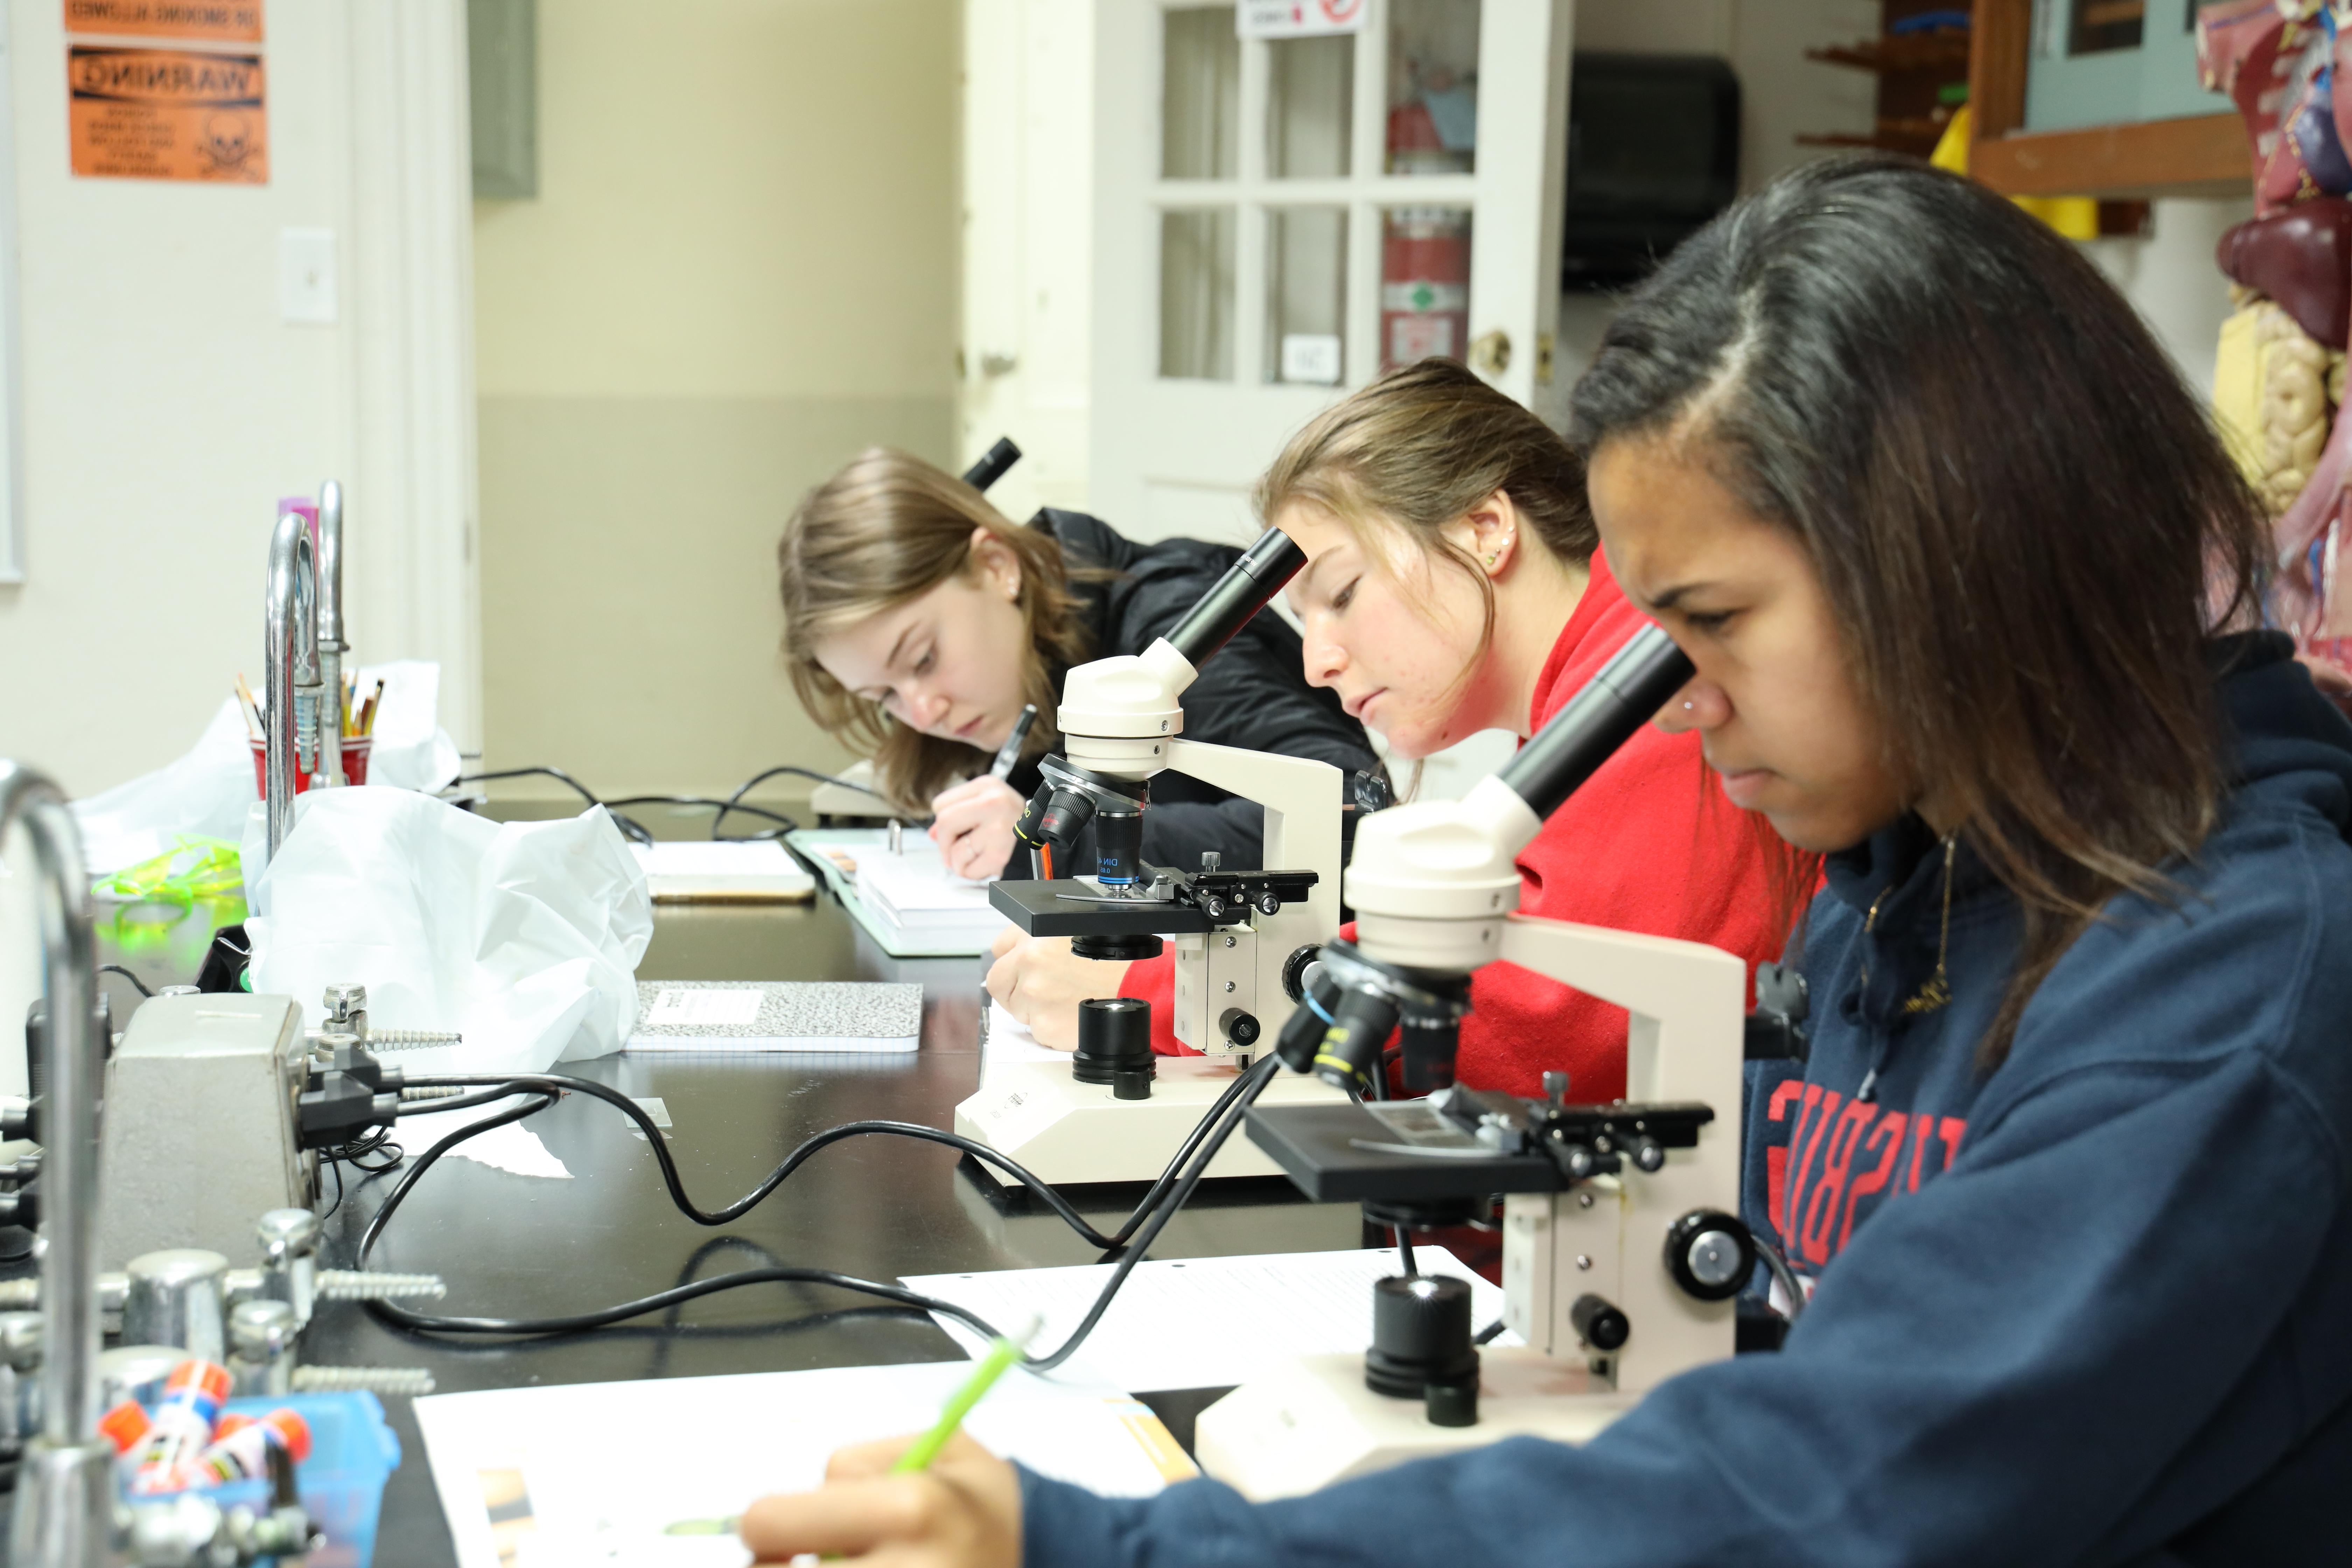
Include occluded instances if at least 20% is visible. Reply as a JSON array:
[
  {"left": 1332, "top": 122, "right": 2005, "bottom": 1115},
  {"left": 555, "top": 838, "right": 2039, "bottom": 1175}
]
[{"left": 1381, "top": 208, "right": 1470, "bottom": 371}]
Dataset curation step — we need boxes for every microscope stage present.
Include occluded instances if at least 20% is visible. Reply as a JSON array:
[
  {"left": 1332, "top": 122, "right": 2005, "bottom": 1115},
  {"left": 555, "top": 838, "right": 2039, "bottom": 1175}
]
[
  {"left": 1242, "top": 1101, "right": 1569, "bottom": 1204},
  {"left": 989, "top": 877, "right": 1216, "bottom": 938}
]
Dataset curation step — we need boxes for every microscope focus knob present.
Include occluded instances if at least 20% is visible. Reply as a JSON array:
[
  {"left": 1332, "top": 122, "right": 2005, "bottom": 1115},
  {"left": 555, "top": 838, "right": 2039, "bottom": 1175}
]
[
  {"left": 1663, "top": 1210, "right": 1757, "bottom": 1302},
  {"left": 1569, "top": 1292, "right": 1630, "bottom": 1353},
  {"left": 1280, "top": 945, "right": 1323, "bottom": 1003}
]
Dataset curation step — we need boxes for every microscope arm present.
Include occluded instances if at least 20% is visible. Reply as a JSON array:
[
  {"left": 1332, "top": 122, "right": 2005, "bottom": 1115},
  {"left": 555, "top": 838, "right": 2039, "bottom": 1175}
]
[{"left": 1164, "top": 739, "right": 1343, "bottom": 934}]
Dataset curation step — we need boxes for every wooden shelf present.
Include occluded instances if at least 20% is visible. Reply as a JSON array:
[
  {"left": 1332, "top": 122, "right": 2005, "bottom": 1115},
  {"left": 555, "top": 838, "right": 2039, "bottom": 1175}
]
[
  {"left": 1967, "top": 0, "right": 2249, "bottom": 200},
  {"left": 1806, "top": 33, "right": 1972, "bottom": 75},
  {"left": 1970, "top": 111, "right": 2248, "bottom": 199}
]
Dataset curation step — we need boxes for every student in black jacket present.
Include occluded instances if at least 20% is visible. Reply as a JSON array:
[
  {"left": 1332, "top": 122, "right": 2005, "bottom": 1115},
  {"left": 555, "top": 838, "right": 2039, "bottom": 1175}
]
[{"left": 778, "top": 448, "right": 1381, "bottom": 881}]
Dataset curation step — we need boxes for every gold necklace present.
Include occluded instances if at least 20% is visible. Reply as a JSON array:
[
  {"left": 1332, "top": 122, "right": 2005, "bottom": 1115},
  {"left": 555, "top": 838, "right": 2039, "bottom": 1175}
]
[{"left": 1861, "top": 833, "right": 1956, "bottom": 1017}]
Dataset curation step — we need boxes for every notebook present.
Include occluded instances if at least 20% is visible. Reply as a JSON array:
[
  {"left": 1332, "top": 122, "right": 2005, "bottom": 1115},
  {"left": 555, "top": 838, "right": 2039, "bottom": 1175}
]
[
  {"left": 625, "top": 980, "right": 922, "bottom": 1052},
  {"left": 628, "top": 840, "right": 816, "bottom": 903},
  {"left": 851, "top": 841, "right": 1013, "bottom": 954}
]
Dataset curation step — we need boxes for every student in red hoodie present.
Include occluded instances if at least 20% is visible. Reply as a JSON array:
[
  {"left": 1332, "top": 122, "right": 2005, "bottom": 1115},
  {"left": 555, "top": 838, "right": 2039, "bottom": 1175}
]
[{"left": 987, "top": 358, "right": 1795, "bottom": 1101}]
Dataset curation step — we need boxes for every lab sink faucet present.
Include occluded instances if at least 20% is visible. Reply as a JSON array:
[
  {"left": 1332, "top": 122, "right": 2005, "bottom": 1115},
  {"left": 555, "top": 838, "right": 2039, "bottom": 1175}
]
[
  {"left": 263, "top": 508, "right": 324, "bottom": 865},
  {"left": 314, "top": 481, "right": 346, "bottom": 790},
  {"left": 1, "top": 760, "right": 112, "bottom": 1566}
]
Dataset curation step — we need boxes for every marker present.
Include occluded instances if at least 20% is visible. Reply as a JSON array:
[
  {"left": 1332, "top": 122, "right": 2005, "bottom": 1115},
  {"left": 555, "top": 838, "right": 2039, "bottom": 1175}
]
[
  {"left": 988, "top": 705, "right": 1039, "bottom": 781},
  {"left": 663, "top": 1315, "right": 1040, "bottom": 1541}
]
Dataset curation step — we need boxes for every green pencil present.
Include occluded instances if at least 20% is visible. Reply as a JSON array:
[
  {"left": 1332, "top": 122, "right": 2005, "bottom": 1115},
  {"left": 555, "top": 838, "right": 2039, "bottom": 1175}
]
[{"left": 889, "top": 1321, "right": 1036, "bottom": 1474}]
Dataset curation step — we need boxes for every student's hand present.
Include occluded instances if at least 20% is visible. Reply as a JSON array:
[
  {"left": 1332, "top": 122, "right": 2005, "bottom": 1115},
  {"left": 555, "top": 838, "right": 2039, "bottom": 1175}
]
[
  {"left": 739, "top": 1431, "right": 1021, "bottom": 1567},
  {"left": 985, "top": 933, "right": 1133, "bottom": 1050},
  {"left": 929, "top": 776, "right": 1026, "bottom": 881}
]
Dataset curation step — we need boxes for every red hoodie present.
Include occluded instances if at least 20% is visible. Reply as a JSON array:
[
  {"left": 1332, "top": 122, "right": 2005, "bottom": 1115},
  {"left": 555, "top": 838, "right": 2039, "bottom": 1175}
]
[{"left": 1116, "top": 550, "right": 1786, "bottom": 1100}]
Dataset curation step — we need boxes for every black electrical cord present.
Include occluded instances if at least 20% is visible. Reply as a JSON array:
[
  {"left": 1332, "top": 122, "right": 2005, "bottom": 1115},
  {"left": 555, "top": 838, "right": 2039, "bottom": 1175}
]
[
  {"left": 449, "top": 768, "right": 656, "bottom": 845},
  {"left": 354, "top": 1055, "right": 1283, "bottom": 1366},
  {"left": 97, "top": 963, "right": 154, "bottom": 999},
  {"left": 602, "top": 795, "right": 800, "bottom": 841},
  {"left": 387, "top": 1069, "right": 1245, "bottom": 1252}
]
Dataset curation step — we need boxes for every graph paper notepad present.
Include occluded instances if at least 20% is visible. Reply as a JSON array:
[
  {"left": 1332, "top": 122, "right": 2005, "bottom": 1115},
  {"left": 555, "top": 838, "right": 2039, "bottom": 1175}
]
[{"left": 625, "top": 980, "right": 922, "bottom": 1052}]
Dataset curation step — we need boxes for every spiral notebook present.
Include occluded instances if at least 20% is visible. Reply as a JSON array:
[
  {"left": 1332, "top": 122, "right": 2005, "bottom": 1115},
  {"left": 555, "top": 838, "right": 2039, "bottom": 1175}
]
[{"left": 625, "top": 980, "right": 923, "bottom": 1053}]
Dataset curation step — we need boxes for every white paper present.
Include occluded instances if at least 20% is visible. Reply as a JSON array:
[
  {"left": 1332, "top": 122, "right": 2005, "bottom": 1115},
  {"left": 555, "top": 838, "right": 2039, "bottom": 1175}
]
[
  {"left": 647, "top": 988, "right": 764, "bottom": 1027},
  {"left": 245, "top": 790, "right": 653, "bottom": 1075},
  {"left": 630, "top": 841, "right": 813, "bottom": 899},
  {"left": 904, "top": 1247, "right": 1519, "bottom": 1394},
  {"left": 405, "top": 1094, "right": 574, "bottom": 1180},
  {"left": 415, "top": 1362, "right": 1196, "bottom": 1568},
  {"left": 984, "top": 1000, "right": 1070, "bottom": 1063}
]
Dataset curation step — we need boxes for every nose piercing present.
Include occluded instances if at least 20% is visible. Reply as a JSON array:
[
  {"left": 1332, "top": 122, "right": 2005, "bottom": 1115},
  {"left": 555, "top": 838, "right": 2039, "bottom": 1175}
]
[{"left": 1682, "top": 700, "right": 1694, "bottom": 711}]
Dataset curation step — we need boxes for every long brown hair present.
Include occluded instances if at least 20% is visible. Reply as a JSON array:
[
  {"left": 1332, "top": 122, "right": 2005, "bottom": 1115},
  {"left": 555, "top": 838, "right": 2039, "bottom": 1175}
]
[
  {"left": 1256, "top": 358, "right": 1599, "bottom": 684},
  {"left": 1569, "top": 155, "right": 2268, "bottom": 1069},
  {"left": 778, "top": 448, "right": 1096, "bottom": 811}
]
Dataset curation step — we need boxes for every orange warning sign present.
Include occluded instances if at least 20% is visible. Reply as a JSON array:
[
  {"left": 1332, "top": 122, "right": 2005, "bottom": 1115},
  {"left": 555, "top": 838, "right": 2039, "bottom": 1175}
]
[
  {"left": 63, "top": 1, "right": 262, "bottom": 44},
  {"left": 68, "top": 46, "right": 265, "bottom": 183}
]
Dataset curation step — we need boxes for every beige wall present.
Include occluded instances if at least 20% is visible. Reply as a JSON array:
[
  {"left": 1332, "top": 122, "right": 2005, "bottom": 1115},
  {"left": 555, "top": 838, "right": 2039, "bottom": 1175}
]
[{"left": 475, "top": 0, "right": 959, "bottom": 801}]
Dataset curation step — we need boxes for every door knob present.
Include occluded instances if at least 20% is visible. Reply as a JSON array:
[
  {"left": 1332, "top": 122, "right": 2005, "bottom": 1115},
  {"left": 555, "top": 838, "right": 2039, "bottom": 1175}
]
[{"left": 1470, "top": 329, "right": 1511, "bottom": 377}]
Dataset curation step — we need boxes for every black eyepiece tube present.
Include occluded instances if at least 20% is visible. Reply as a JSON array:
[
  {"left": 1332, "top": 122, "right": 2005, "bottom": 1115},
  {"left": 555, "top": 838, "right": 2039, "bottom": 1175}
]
[
  {"left": 960, "top": 437, "right": 1022, "bottom": 494},
  {"left": 1496, "top": 624, "right": 1695, "bottom": 821},
  {"left": 1163, "top": 528, "right": 1310, "bottom": 669}
]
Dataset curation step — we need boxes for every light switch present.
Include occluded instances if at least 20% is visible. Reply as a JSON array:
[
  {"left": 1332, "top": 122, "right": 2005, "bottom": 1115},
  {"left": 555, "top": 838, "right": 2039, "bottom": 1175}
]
[{"left": 280, "top": 228, "right": 337, "bottom": 324}]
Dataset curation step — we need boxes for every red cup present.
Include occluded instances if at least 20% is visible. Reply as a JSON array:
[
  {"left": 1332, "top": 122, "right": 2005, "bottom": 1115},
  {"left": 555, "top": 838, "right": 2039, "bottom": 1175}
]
[{"left": 250, "top": 736, "right": 373, "bottom": 798}]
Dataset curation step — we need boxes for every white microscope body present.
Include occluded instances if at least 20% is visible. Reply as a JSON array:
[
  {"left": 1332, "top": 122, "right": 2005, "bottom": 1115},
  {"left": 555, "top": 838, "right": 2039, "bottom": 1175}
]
[
  {"left": 1195, "top": 627, "right": 1753, "bottom": 1496},
  {"left": 956, "top": 533, "right": 1356, "bottom": 1186}
]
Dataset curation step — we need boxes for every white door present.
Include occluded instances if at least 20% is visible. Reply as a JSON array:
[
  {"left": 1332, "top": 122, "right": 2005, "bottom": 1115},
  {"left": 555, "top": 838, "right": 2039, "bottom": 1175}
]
[{"left": 1088, "top": 0, "right": 1574, "bottom": 548}]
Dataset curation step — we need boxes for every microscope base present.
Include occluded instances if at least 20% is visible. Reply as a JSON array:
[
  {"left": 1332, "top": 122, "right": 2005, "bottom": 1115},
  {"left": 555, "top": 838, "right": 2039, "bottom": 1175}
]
[
  {"left": 1193, "top": 1348, "right": 1637, "bottom": 1500},
  {"left": 953, "top": 1058, "right": 1349, "bottom": 1186}
]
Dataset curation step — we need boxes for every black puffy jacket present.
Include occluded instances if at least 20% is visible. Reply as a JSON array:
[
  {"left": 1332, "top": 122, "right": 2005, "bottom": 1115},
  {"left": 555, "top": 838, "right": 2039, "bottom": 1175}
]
[{"left": 994, "top": 509, "right": 1383, "bottom": 880}]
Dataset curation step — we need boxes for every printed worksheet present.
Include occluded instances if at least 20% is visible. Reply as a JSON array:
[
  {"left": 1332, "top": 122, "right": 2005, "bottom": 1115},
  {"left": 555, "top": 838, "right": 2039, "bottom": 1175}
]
[{"left": 416, "top": 1361, "right": 1194, "bottom": 1568}]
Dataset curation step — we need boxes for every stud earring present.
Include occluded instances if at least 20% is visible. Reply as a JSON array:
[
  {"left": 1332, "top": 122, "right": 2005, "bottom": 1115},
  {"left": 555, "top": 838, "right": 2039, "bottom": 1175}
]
[
  {"left": 1682, "top": 700, "right": 1695, "bottom": 711},
  {"left": 1484, "top": 552, "right": 1499, "bottom": 567}
]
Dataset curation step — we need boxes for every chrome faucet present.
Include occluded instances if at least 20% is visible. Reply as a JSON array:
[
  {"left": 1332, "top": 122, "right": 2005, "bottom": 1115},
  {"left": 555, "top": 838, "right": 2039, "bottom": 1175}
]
[
  {"left": 262, "top": 510, "right": 324, "bottom": 866},
  {"left": 1, "top": 761, "right": 112, "bottom": 1566},
  {"left": 314, "top": 482, "right": 346, "bottom": 790}
]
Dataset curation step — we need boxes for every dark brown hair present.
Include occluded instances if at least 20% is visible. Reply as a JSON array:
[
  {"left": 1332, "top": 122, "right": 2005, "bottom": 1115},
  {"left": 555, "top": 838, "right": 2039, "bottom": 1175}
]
[
  {"left": 777, "top": 448, "right": 1096, "bottom": 811},
  {"left": 1569, "top": 155, "right": 2267, "bottom": 1069}
]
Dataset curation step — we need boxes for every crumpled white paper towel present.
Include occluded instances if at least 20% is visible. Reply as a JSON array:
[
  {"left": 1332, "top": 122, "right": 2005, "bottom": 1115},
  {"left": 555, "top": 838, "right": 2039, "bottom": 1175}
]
[
  {"left": 70, "top": 660, "right": 462, "bottom": 875},
  {"left": 246, "top": 788, "right": 652, "bottom": 1076}
]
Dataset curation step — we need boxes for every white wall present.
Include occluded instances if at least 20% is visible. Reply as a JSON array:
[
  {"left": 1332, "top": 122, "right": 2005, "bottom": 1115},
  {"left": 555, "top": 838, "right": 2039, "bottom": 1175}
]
[
  {"left": 0, "top": 1, "right": 478, "bottom": 799},
  {"left": 472, "top": 0, "right": 958, "bottom": 802}
]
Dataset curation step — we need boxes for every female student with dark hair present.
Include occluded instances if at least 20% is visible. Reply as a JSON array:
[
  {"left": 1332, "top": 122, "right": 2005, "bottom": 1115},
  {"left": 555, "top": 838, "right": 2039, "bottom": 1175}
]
[
  {"left": 741, "top": 155, "right": 2352, "bottom": 1564},
  {"left": 779, "top": 450, "right": 1380, "bottom": 880},
  {"left": 988, "top": 359, "right": 1793, "bottom": 1104}
]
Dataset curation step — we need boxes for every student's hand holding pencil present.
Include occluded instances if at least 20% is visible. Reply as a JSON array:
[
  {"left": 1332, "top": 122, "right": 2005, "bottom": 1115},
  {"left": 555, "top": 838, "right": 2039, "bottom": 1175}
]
[{"left": 738, "top": 1431, "right": 1022, "bottom": 1567}]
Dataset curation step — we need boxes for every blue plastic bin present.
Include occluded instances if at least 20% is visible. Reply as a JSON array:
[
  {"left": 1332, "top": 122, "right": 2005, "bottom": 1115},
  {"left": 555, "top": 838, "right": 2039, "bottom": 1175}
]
[{"left": 148, "top": 1391, "right": 401, "bottom": 1568}]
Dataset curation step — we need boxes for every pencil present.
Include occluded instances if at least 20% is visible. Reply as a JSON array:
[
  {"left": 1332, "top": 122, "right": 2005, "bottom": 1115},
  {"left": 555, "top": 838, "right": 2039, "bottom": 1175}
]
[
  {"left": 890, "top": 1316, "right": 1038, "bottom": 1473},
  {"left": 233, "top": 674, "right": 264, "bottom": 740}
]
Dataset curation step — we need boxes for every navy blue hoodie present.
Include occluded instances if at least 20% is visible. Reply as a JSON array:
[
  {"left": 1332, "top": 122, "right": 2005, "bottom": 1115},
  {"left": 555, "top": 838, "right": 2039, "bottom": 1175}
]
[{"left": 1018, "top": 633, "right": 2352, "bottom": 1566}]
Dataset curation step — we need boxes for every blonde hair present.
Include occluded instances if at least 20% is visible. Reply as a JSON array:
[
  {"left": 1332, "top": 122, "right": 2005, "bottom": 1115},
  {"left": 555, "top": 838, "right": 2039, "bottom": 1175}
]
[
  {"left": 778, "top": 448, "right": 1096, "bottom": 811},
  {"left": 1256, "top": 357, "right": 1598, "bottom": 698}
]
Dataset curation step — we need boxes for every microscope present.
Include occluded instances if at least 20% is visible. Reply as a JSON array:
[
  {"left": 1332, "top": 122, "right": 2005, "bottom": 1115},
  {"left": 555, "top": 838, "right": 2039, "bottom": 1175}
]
[
  {"left": 1191, "top": 626, "right": 1787, "bottom": 1497},
  {"left": 953, "top": 527, "right": 1357, "bottom": 1185}
]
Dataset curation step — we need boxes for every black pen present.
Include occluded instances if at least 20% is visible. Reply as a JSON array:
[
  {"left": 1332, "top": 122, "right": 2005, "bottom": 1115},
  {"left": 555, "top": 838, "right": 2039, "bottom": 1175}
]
[{"left": 988, "top": 704, "right": 1039, "bottom": 780}]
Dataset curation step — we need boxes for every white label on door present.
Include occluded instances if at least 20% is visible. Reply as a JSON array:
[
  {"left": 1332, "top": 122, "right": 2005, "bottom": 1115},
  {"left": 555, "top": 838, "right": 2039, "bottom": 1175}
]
[
  {"left": 1238, "top": 0, "right": 1365, "bottom": 41},
  {"left": 1280, "top": 333, "right": 1343, "bottom": 385}
]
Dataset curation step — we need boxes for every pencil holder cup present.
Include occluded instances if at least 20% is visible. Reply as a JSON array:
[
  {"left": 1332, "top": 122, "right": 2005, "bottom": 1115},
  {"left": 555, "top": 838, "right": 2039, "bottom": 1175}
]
[{"left": 250, "top": 736, "right": 373, "bottom": 797}]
